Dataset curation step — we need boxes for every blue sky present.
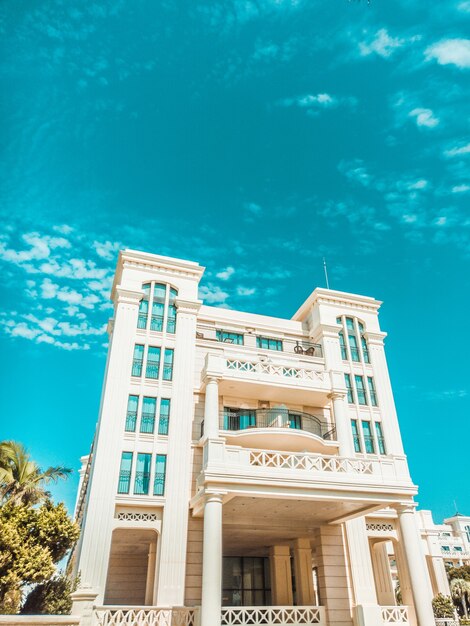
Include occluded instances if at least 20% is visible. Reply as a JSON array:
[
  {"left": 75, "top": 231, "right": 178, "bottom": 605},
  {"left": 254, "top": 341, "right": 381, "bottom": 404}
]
[{"left": 1, "top": 0, "right": 469, "bottom": 522}]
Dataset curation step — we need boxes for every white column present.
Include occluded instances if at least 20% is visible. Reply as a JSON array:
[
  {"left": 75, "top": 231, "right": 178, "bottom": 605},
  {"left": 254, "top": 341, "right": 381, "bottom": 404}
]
[
  {"left": 329, "top": 391, "right": 354, "bottom": 457},
  {"left": 397, "top": 506, "right": 435, "bottom": 626},
  {"left": 201, "top": 494, "right": 223, "bottom": 626},
  {"left": 204, "top": 377, "right": 220, "bottom": 439},
  {"left": 371, "top": 541, "right": 395, "bottom": 606},
  {"left": 293, "top": 539, "right": 314, "bottom": 605}
]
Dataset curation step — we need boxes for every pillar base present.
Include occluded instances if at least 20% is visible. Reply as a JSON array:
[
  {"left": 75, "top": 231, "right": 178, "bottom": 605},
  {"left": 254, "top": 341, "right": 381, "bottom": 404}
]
[{"left": 353, "top": 604, "right": 383, "bottom": 626}]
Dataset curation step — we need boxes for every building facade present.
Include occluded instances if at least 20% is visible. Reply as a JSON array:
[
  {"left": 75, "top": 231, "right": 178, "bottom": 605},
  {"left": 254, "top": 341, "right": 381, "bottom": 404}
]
[{"left": 72, "top": 249, "right": 438, "bottom": 626}]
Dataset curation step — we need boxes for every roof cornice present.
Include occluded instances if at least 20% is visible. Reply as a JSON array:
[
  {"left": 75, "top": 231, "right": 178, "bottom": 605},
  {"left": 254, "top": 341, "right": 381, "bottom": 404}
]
[{"left": 292, "top": 287, "right": 382, "bottom": 321}]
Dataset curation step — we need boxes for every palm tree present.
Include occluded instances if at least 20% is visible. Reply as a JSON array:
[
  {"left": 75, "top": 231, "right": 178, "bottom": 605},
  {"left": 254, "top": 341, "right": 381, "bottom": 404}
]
[
  {"left": 0, "top": 441, "right": 71, "bottom": 506},
  {"left": 450, "top": 578, "right": 470, "bottom": 619}
]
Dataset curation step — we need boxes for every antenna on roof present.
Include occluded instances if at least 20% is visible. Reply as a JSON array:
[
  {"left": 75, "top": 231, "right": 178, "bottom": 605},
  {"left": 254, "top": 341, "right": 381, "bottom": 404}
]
[{"left": 323, "top": 257, "right": 330, "bottom": 290}]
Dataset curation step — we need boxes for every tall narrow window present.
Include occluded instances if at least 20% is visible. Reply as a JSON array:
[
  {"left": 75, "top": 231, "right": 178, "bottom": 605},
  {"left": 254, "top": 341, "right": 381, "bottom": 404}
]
[
  {"left": 146, "top": 347, "right": 161, "bottom": 379},
  {"left": 361, "top": 421, "right": 375, "bottom": 454},
  {"left": 137, "top": 283, "right": 150, "bottom": 329},
  {"left": 355, "top": 375, "right": 367, "bottom": 405},
  {"left": 345, "top": 317, "right": 354, "bottom": 331},
  {"left": 257, "top": 336, "right": 283, "bottom": 351},
  {"left": 118, "top": 452, "right": 133, "bottom": 494},
  {"left": 351, "top": 419, "right": 362, "bottom": 453},
  {"left": 367, "top": 377, "right": 378, "bottom": 406},
  {"left": 134, "top": 453, "right": 151, "bottom": 495},
  {"left": 151, "top": 284, "right": 166, "bottom": 332},
  {"left": 465, "top": 526, "right": 470, "bottom": 543},
  {"left": 361, "top": 337, "right": 370, "bottom": 363},
  {"left": 167, "top": 287, "right": 178, "bottom": 334},
  {"left": 338, "top": 331, "right": 347, "bottom": 360},
  {"left": 375, "top": 422, "right": 386, "bottom": 455},
  {"left": 159, "top": 399, "right": 170, "bottom": 435},
  {"left": 163, "top": 348, "right": 174, "bottom": 381},
  {"left": 140, "top": 397, "right": 156, "bottom": 434},
  {"left": 344, "top": 374, "right": 354, "bottom": 403},
  {"left": 132, "top": 344, "right": 144, "bottom": 377},
  {"left": 348, "top": 334, "right": 359, "bottom": 362},
  {"left": 125, "top": 395, "right": 139, "bottom": 432},
  {"left": 153, "top": 454, "right": 167, "bottom": 495}
]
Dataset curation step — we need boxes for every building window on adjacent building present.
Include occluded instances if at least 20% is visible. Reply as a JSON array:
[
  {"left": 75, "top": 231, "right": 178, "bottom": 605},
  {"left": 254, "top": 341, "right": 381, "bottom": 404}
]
[
  {"left": 216, "top": 330, "right": 244, "bottom": 345},
  {"left": 146, "top": 346, "right": 161, "bottom": 379},
  {"left": 125, "top": 395, "right": 139, "bottom": 432},
  {"left": 158, "top": 399, "right": 170, "bottom": 435},
  {"left": 344, "top": 374, "right": 354, "bottom": 404},
  {"left": 361, "top": 421, "right": 375, "bottom": 454},
  {"left": 454, "top": 546, "right": 463, "bottom": 552},
  {"left": 137, "top": 283, "right": 150, "bottom": 329},
  {"left": 355, "top": 375, "right": 367, "bottom": 405},
  {"left": 163, "top": 348, "right": 174, "bottom": 381},
  {"left": 151, "top": 283, "right": 166, "bottom": 332},
  {"left": 256, "top": 336, "right": 283, "bottom": 351},
  {"left": 134, "top": 453, "right": 152, "bottom": 495},
  {"left": 367, "top": 377, "right": 378, "bottom": 406},
  {"left": 442, "top": 546, "right": 450, "bottom": 552},
  {"left": 153, "top": 454, "right": 167, "bottom": 496},
  {"left": 351, "top": 419, "right": 362, "bottom": 453},
  {"left": 140, "top": 397, "right": 157, "bottom": 434},
  {"left": 118, "top": 452, "right": 133, "bottom": 494},
  {"left": 466, "top": 525, "right": 470, "bottom": 542},
  {"left": 374, "top": 422, "right": 386, "bottom": 455},
  {"left": 132, "top": 344, "right": 145, "bottom": 377},
  {"left": 167, "top": 287, "right": 178, "bottom": 334},
  {"left": 336, "top": 316, "right": 370, "bottom": 364}
]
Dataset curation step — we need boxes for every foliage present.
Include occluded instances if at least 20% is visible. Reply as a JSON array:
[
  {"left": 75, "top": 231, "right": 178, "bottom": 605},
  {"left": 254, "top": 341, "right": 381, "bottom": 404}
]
[
  {"left": 22, "top": 573, "right": 79, "bottom": 615},
  {"left": 0, "top": 441, "right": 71, "bottom": 506},
  {"left": 432, "top": 593, "right": 455, "bottom": 618},
  {"left": 448, "top": 565, "right": 470, "bottom": 582},
  {"left": 0, "top": 501, "right": 79, "bottom": 614},
  {"left": 450, "top": 578, "right": 470, "bottom": 618}
]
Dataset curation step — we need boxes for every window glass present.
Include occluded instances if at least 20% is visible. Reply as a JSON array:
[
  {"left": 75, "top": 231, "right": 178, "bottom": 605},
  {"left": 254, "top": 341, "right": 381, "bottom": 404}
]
[
  {"left": 141, "top": 397, "right": 156, "bottom": 434},
  {"left": 134, "top": 453, "right": 151, "bottom": 495},
  {"left": 344, "top": 374, "right": 354, "bottom": 403},
  {"left": 154, "top": 454, "right": 167, "bottom": 495},
  {"left": 118, "top": 452, "right": 133, "bottom": 494},
  {"left": 355, "top": 375, "right": 367, "bottom": 405},
  {"left": 167, "top": 287, "right": 178, "bottom": 334},
  {"left": 256, "top": 336, "right": 283, "bottom": 351},
  {"left": 163, "top": 348, "right": 174, "bottom": 381},
  {"left": 361, "top": 336, "right": 370, "bottom": 363},
  {"left": 151, "top": 283, "right": 166, "bottom": 332},
  {"left": 374, "top": 422, "right": 386, "bottom": 455},
  {"left": 368, "top": 377, "right": 378, "bottom": 406},
  {"left": 339, "top": 332, "right": 347, "bottom": 360},
  {"left": 351, "top": 419, "right": 362, "bottom": 453},
  {"left": 138, "top": 283, "right": 150, "bottom": 329},
  {"left": 216, "top": 330, "right": 244, "bottom": 345},
  {"left": 348, "top": 334, "right": 360, "bottom": 362},
  {"left": 146, "top": 347, "right": 161, "bottom": 379},
  {"left": 132, "top": 344, "right": 144, "bottom": 377},
  {"left": 361, "top": 421, "right": 375, "bottom": 454},
  {"left": 345, "top": 317, "right": 355, "bottom": 331},
  {"left": 159, "top": 399, "right": 170, "bottom": 435},
  {"left": 125, "top": 395, "right": 139, "bottom": 432}
]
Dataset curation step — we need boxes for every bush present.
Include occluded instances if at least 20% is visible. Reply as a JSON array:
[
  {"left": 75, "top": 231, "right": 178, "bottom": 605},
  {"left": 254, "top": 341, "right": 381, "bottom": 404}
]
[
  {"left": 432, "top": 593, "right": 455, "bottom": 618},
  {"left": 21, "top": 573, "right": 79, "bottom": 615}
]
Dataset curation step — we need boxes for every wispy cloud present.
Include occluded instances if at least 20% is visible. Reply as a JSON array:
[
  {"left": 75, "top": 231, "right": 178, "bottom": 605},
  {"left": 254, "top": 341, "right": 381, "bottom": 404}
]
[
  {"left": 236, "top": 286, "right": 256, "bottom": 296},
  {"left": 452, "top": 184, "right": 470, "bottom": 193},
  {"left": 216, "top": 266, "right": 235, "bottom": 280},
  {"left": 425, "top": 38, "right": 470, "bottom": 69},
  {"left": 444, "top": 142, "right": 470, "bottom": 157},
  {"left": 422, "top": 388, "right": 468, "bottom": 401},
  {"left": 277, "top": 92, "right": 357, "bottom": 115},
  {"left": 198, "top": 283, "right": 229, "bottom": 305},
  {"left": 408, "top": 107, "right": 440, "bottom": 128},
  {"left": 359, "top": 28, "right": 417, "bottom": 58}
]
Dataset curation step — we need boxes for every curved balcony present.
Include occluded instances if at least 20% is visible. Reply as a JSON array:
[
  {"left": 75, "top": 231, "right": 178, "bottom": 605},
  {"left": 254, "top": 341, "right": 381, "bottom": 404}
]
[{"left": 219, "top": 408, "right": 338, "bottom": 454}]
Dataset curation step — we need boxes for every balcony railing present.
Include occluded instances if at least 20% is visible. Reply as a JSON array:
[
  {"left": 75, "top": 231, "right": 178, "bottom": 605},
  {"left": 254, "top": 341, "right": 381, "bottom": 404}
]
[
  {"left": 140, "top": 412, "right": 155, "bottom": 434},
  {"left": 381, "top": 606, "right": 409, "bottom": 625},
  {"left": 221, "top": 606, "right": 326, "bottom": 626},
  {"left": 221, "top": 408, "right": 335, "bottom": 441},
  {"left": 93, "top": 608, "right": 197, "bottom": 626}
]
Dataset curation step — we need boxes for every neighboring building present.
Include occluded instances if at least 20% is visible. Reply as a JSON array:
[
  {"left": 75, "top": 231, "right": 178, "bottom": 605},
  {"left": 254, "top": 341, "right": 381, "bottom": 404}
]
[{"left": 72, "top": 249, "right": 438, "bottom": 626}]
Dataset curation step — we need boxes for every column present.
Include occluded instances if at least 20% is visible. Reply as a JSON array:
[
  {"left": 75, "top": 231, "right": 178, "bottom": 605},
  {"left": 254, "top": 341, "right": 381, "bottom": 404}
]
[
  {"left": 269, "top": 546, "right": 293, "bottom": 606},
  {"left": 329, "top": 391, "right": 354, "bottom": 457},
  {"left": 145, "top": 541, "right": 157, "bottom": 605},
  {"left": 397, "top": 506, "right": 435, "bottom": 626},
  {"left": 370, "top": 541, "right": 395, "bottom": 606},
  {"left": 430, "top": 556, "right": 450, "bottom": 596},
  {"left": 74, "top": 287, "right": 142, "bottom": 604},
  {"left": 204, "top": 377, "right": 220, "bottom": 439},
  {"left": 200, "top": 494, "right": 223, "bottom": 626},
  {"left": 293, "top": 539, "right": 314, "bottom": 605},
  {"left": 157, "top": 299, "right": 201, "bottom": 606}
]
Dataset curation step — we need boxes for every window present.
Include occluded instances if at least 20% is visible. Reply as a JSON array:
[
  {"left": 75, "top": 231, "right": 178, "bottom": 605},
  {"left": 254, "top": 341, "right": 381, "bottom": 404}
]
[
  {"left": 442, "top": 546, "right": 450, "bottom": 552},
  {"left": 355, "top": 375, "right": 367, "bottom": 405},
  {"left": 375, "top": 422, "right": 386, "bottom": 455},
  {"left": 368, "top": 377, "right": 378, "bottom": 407},
  {"left": 348, "top": 333, "right": 360, "bottom": 362},
  {"left": 167, "top": 288, "right": 177, "bottom": 334},
  {"left": 134, "top": 453, "right": 151, "bottom": 495},
  {"left": 339, "top": 332, "right": 347, "bottom": 360},
  {"left": 336, "top": 316, "right": 370, "bottom": 364},
  {"left": 466, "top": 526, "right": 470, "bottom": 542},
  {"left": 140, "top": 397, "right": 156, "bottom": 434},
  {"left": 361, "top": 421, "right": 375, "bottom": 454},
  {"left": 163, "top": 348, "right": 174, "bottom": 381},
  {"left": 223, "top": 407, "right": 256, "bottom": 430},
  {"left": 361, "top": 336, "right": 370, "bottom": 363},
  {"left": 454, "top": 546, "right": 463, "bottom": 552},
  {"left": 216, "top": 330, "right": 244, "bottom": 345},
  {"left": 154, "top": 454, "right": 167, "bottom": 495},
  {"left": 222, "top": 557, "right": 271, "bottom": 607},
  {"left": 256, "top": 336, "right": 283, "bottom": 351},
  {"left": 146, "top": 347, "right": 161, "bottom": 379},
  {"left": 289, "top": 413, "right": 302, "bottom": 429},
  {"left": 159, "top": 399, "right": 170, "bottom": 435},
  {"left": 132, "top": 344, "right": 144, "bottom": 377},
  {"left": 351, "top": 419, "right": 362, "bottom": 453},
  {"left": 344, "top": 374, "right": 354, "bottom": 404},
  {"left": 125, "top": 395, "right": 139, "bottom": 432},
  {"left": 138, "top": 283, "right": 150, "bottom": 329},
  {"left": 118, "top": 452, "right": 133, "bottom": 494},
  {"left": 151, "top": 283, "right": 166, "bottom": 331}
]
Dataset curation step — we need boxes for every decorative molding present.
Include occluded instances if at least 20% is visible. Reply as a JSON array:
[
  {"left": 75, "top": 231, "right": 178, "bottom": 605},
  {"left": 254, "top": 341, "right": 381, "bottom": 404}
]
[
  {"left": 366, "top": 522, "right": 395, "bottom": 532},
  {"left": 114, "top": 286, "right": 143, "bottom": 306},
  {"left": 175, "top": 298, "right": 202, "bottom": 315},
  {"left": 116, "top": 511, "right": 160, "bottom": 522}
]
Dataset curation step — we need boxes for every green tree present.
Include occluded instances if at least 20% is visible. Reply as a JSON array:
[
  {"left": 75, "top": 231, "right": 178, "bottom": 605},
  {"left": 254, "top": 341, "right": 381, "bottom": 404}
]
[
  {"left": 432, "top": 593, "right": 455, "bottom": 618},
  {"left": 0, "top": 441, "right": 71, "bottom": 506},
  {"left": 0, "top": 501, "right": 79, "bottom": 613},
  {"left": 448, "top": 565, "right": 470, "bottom": 582},
  {"left": 451, "top": 578, "right": 470, "bottom": 618},
  {"left": 21, "top": 573, "right": 79, "bottom": 615}
]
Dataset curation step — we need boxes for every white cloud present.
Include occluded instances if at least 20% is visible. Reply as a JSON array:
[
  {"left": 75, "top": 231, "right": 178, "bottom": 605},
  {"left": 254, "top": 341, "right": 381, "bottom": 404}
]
[
  {"left": 236, "top": 286, "right": 256, "bottom": 296},
  {"left": 359, "top": 29, "right": 410, "bottom": 58},
  {"left": 409, "top": 108, "right": 439, "bottom": 128},
  {"left": 338, "top": 159, "right": 371, "bottom": 187},
  {"left": 0, "top": 232, "right": 70, "bottom": 265},
  {"left": 425, "top": 38, "right": 470, "bottom": 69},
  {"left": 93, "top": 240, "right": 121, "bottom": 260},
  {"left": 444, "top": 142, "right": 470, "bottom": 157},
  {"left": 39, "top": 278, "right": 100, "bottom": 309},
  {"left": 278, "top": 93, "right": 356, "bottom": 112},
  {"left": 216, "top": 266, "right": 235, "bottom": 280},
  {"left": 407, "top": 179, "right": 428, "bottom": 190},
  {"left": 198, "top": 284, "right": 229, "bottom": 305},
  {"left": 53, "top": 224, "right": 74, "bottom": 235},
  {"left": 458, "top": 1, "right": 470, "bottom": 11},
  {"left": 452, "top": 184, "right": 470, "bottom": 193}
]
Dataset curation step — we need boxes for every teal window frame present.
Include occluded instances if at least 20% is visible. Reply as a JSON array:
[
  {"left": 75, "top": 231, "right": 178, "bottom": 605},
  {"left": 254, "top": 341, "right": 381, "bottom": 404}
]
[
  {"left": 158, "top": 399, "right": 170, "bottom": 435},
  {"left": 132, "top": 344, "right": 144, "bottom": 377},
  {"left": 348, "top": 334, "right": 360, "bottom": 362},
  {"left": 355, "top": 375, "right": 367, "bottom": 405},
  {"left": 351, "top": 419, "right": 362, "bottom": 453},
  {"left": 140, "top": 396, "right": 157, "bottom": 434},
  {"left": 216, "top": 330, "right": 244, "bottom": 345},
  {"left": 163, "top": 348, "right": 174, "bottom": 381},
  {"left": 256, "top": 336, "right": 283, "bottom": 351},
  {"left": 367, "top": 377, "right": 378, "bottom": 406},
  {"left": 344, "top": 374, "right": 354, "bottom": 404},
  {"left": 361, "top": 421, "right": 375, "bottom": 454},
  {"left": 146, "top": 346, "right": 161, "bottom": 379},
  {"left": 154, "top": 454, "right": 167, "bottom": 496},
  {"left": 167, "top": 287, "right": 178, "bottom": 334},
  {"left": 339, "top": 332, "right": 347, "bottom": 360},
  {"left": 118, "top": 452, "right": 133, "bottom": 494},
  {"left": 374, "top": 422, "right": 386, "bottom": 455},
  {"left": 134, "top": 452, "right": 152, "bottom": 495},
  {"left": 137, "top": 283, "right": 150, "bottom": 329},
  {"left": 125, "top": 395, "right": 139, "bottom": 432}
]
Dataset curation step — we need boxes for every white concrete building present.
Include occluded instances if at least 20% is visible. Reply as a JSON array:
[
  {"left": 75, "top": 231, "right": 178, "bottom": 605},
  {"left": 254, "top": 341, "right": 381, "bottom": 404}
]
[{"left": 72, "top": 249, "right": 439, "bottom": 626}]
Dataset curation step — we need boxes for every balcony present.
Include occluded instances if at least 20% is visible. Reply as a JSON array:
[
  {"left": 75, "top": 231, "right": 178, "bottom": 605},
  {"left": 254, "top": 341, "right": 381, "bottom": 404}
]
[{"left": 217, "top": 408, "right": 337, "bottom": 453}]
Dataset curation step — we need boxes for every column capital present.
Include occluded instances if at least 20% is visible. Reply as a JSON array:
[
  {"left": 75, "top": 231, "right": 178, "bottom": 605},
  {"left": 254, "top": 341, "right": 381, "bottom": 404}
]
[
  {"left": 175, "top": 298, "right": 202, "bottom": 315},
  {"left": 364, "top": 331, "right": 387, "bottom": 346},
  {"left": 396, "top": 502, "right": 417, "bottom": 515},
  {"left": 328, "top": 391, "right": 346, "bottom": 401},
  {"left": 114, "top": 285, "right": 143, "bottom": 305},
  {"left": 204, "top": 492, "right": 226, "bottom": 506}
]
